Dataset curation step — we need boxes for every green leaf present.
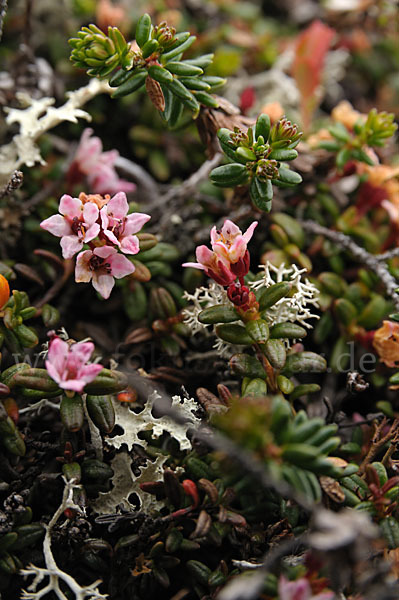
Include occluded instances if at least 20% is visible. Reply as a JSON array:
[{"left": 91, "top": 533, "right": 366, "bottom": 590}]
[
  {"left": 229, "top": 354, "right": 267, "bottom": 378},
  {"left": 334, "top": 298, "right": 358, "bottom": 325},
  {"left": 318, "top": 271, "right": 347, "bottom": 297},
  {"left": 109, "top": 68, "right": 135, "bottom": 87},
  {"left": 328, "top": 122, "right": 351, "bottom": 143},
  {"left": 217, "top": 128, "right": 239, "bottom": 161},
  {"left": 269, "top": 148, "right": 298, "bottom": 161},
  {"left": 141, "top": 38, "right": 159, "bottom": 59},
  {"left": 242, "top": 378, "right": 267, "bottom": 397},
  {"left": 161, "top": 36, "right": 196, "bottom": 62},
  {"left": 277, "top": 167, "right": 302, "bottom": 186},
  {"left": 283, "top": 351, "right": 327, "bottom": 375},
  {"left": 215, "top": 324, "right": 253, "bottom": 345},
  {"left": 250, "top": 177, "right": 273, "bottom": 212},
  {"left": 269, "top": 322, "right": 307, "bottom": 339},
  {"left": 318, "top": 140, "right": 341, "bottom": 152},
  {"left": 165, "top": 61, "right": 203, "bottom": 76},
  {"left": 289, "top": 384, "right": 321, "bottom": 402},
  {"left": 179, "top": 77, "right": 211, "bottom": 91},
  {"left": 193, "top": 91, "right": 219, "bottom": 108},
  {"left": 185, "top": 53, "right": 214, "bottom": 69},
  {"left": 202, "top": 75, "right": 226, "bottom": 90},
  {"left": 276, "top": 374, "right": 295, "bottom": 395},
  {"left": 163, "top": 78, "right": 200, "bottom": 113},
  {"left": 263, "top": 339, "right": 286, "bottom": 369},
  {"left": 271, "top": 213, "right": 305, "bottom": 248},
  {"left": 135, "top": 13, "right": 152, "bottom": 48},
  {"left": 111, "top": 70, "right": 147, "bottom": 98},
  {"left": 357, "top": 294, "right": 387, "bottom": 329},
  {"left": 210, "top": 163, "right": 249, "bottom": 187},
  {"left": 336, "top": 147, "right": 351, "bottom": 169},
  {"left": 255, "top": 113, "right": 271, "bottom": 142},
  {"left": 236, "top": 147, "right": 257, "bottom": 162},
  {"left": 198, "top": 304, "right": 239, "bottom": 324},
  {"left": 245, "top": 319, "right": 270, "bottom": 343},
  {"left": 148, "top": 64, "right": 174, "bottom": 84},
  {"left": 258, "top": 282, "right": 291, "bottom": 310}
]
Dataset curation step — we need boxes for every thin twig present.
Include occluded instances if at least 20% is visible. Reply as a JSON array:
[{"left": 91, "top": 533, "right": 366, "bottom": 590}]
[
  {"left": 114, "top": 156, "right": 158, "bottom": 199},
  {"left": 34, "top": 259, "right": 74, "bottom": 308},
  {"left": 359, "top": 418, "right": 399, "bottom": 473},
  {"left": 378, "top": 248, "right": 399, "bottom": 261},
  {"left": 300, "top": 220, "right": 399, "bottom": 311},
  {"left": 160, "top": 152, "right": 223, "bottom": 204}
]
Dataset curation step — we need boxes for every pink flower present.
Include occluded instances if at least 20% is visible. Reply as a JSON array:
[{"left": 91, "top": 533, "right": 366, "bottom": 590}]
[
  {"left": 278, "top": 577, "right": 334, "bottom": 600},
  {"left": 183, "top": 245, "right": 236, "bottom": 286},
  {"left": 210, "top": 219, "right": 258, "bottom": 264},
  {"left": 99, "top": 192, "right": 151, "bottom": 254},
  {"left": 75, "top": 245, "right": 135, "bottom": 299},
  {"left": 40, "top": 194, "right": 100, "bottom": 259},
  {"left": 45, "top": 337, "right": 103, "bottom": 393},
  {"left": 183, "top": 219, "right": 257, "bottom": 285},
  {"left": 70, "top": 128, "right": 136, "bottom": 196}
]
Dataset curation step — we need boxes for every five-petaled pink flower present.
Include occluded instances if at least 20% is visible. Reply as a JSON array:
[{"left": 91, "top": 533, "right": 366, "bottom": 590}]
[
  {"left": 75, "top": 245, "right": 135, "bottom": 299},
  {"left": 211, "top": 219, "right": 257, "bottom": 264},
  {"left": 100, "top": 192, "right": 151, "bottom": 254},
  {"left": 69, "top": 128, "right": 136, "bottom": 196},
  {"left": 40, "top": 194, "right": 100, "bottom": 259},
  {"left": 278, "top": 577, "right": 334, "bottom": 600},
  {"left": 45, "top": 337, "right": 103, "bottom": 393},
  {"left": 183, "top": 219, "right": 257, "bottom": 285}
]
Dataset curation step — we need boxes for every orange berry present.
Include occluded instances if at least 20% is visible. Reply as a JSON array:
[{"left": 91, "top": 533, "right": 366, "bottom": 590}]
[
  {"left": 0, "top": 275, "right": 10, "bottom": 309},
  {"left": 117, "top": 387, "right": 137, "bottom": 403}
]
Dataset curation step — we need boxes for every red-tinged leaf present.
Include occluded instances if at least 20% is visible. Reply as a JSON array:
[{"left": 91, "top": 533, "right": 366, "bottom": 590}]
[
  {"left": 382, "top": 477, "right": 399, "bottom": 494},
  {"left": 239, "top": 86, "right": 255, "bottom": 115},
  {"left": 291, "top": 20, "right": 335, "bottom": 130}
]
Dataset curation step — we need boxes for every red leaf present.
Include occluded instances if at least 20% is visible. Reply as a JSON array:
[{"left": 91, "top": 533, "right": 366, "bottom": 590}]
[{"left": 292, "top": 20, "right": 335, "bottom": 130}]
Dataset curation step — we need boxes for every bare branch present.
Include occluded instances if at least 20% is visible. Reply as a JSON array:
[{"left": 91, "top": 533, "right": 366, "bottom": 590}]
[{"left": 300, "top": 220, "right": 399, "bottom": 311}]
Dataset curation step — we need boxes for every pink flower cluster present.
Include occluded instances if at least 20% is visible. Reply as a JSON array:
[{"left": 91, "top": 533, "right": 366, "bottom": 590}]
[
  {"left": 46, "top": 337, "right": 103, "bottom": 394},
  {"left": 183, "top": 219, "right": 257, "bottom": 286},
  {"left": 68, "top": 128, "right": 135, "bottom": 196},
  {"left": 40, "top": 191, "right": 150, "bottom": 299}
]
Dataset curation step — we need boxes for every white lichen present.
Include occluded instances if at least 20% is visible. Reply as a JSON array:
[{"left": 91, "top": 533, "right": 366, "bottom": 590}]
[
  {"left": 249, "top": 262, "right": 320, "bottom": 332},
  {"left": 92, "top": 451, "right": 168, "bottom": 515},
  {"left": 105, "top": 391, "right": 201, "bottom": 452},
  {"left": 92, "top": 392, "right": 200, "bottom": 515},
  {"left": 182, "top": 263, "right": 320, "bottom": 355},
  {"left": 182, "top": 282, "right": 228, "bottom": 335},
  {"left": 0, "top": 78, "right": 111, "bottom": 187},
  {"left": 183, "top": 283, "right": 242, "bottom": 357},
  {"left": 21, "top": 479, "right": 107, "bottom": 600}
]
